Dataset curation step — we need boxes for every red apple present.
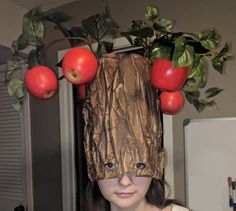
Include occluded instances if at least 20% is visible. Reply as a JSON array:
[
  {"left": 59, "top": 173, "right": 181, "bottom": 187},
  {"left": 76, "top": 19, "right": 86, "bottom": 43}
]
[
  {"left": 150, "top": 58, "right": 188, "bottom": 91},
  {"left": 24, "top": 66, "right": 58, "bottom": 99},
  {"left": 62, "top": 48, "right": 98, "bottom": 85},
  {"left": 160, "top": 91, "right": 185, "bottom": 115}
]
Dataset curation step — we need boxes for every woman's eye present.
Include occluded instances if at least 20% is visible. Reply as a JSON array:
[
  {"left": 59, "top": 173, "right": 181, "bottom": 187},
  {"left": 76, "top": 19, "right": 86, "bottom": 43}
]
[
  {"left": 104, "top": 163, "right": 116, "bottom": 171},
  {"left": 136, "top": 163, "right": 146, "bottom": 169}
]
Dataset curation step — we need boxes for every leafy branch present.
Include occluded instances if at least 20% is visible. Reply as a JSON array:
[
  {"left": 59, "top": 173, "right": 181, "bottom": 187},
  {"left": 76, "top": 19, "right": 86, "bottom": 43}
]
[
  {"left": 4, "top": 4, "right": 232, "bottom": 113},
  {"left": 121, "top": 5, "right": 233, "bottom": 112},
  {"left": 5, "top": 5, "right": 119, "bottom": 111}
]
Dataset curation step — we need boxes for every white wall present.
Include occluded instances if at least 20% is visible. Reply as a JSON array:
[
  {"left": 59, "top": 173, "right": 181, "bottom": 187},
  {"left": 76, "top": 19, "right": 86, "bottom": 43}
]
[{"left": 0, "top": 0, "right": 27, "bottom": 47}]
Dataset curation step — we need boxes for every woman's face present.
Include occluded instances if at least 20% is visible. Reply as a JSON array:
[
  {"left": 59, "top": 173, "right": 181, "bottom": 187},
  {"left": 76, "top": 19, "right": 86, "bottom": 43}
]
[{"left": 97, "top": 174, "right": 152, "bottom": 210}]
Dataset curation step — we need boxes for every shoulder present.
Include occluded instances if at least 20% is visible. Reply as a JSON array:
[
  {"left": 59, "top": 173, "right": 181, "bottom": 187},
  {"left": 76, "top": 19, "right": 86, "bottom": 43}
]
[{"left": 171, "top": 204, "right": 189, "bottom": 211}]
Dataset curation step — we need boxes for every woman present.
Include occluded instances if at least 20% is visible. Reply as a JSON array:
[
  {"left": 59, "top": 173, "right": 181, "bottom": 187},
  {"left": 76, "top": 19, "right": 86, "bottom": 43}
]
[{"left": 82, "top": 53, "right": 189, "bottom": 211}]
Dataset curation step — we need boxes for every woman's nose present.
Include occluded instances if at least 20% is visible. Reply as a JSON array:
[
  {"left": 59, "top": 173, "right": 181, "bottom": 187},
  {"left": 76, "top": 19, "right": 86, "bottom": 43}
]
[{"left": 118, "top": 173, "right": 133, "bottom": 186}]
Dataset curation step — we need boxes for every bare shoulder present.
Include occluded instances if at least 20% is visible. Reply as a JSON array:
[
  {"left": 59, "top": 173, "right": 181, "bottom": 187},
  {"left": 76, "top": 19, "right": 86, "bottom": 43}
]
[
  {"left": 162, "top": 205, "right": 173, "bottom": 211},
  {"left": 161, "top": 204, "right": 189, "bottom": 211},
  {"left": 169, "top": 204, "right": 189, "bottom": 211},
  {"left": 154, "top": 204, "right": 189, "bottom": 211}
]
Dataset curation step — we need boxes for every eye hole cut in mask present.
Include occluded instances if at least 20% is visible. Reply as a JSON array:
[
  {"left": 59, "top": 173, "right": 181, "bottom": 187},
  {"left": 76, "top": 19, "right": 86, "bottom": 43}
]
[
  {"left": 136, "top": 163, "right": 146, "bottom": 170},
  {"left": 104, "top": 163, "right": 116, "bottom": 171},
  {"left": 83, "top": 53, "right": 166, "bottom": 181},
  {"left": 104, "top": 162, "right": 146, "bottom": 172}
]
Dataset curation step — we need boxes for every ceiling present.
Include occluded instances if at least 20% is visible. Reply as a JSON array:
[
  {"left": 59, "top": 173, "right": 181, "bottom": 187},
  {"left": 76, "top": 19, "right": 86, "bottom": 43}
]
[{"left": 8, "top": 0, "right": 78, "bottom": 11}]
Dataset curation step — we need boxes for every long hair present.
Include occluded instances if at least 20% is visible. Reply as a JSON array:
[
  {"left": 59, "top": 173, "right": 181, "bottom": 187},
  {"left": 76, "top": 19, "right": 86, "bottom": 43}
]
[
  {"left": 82, "top": 178, "right": 180, "bottom": 211},
  {"left": 83, "top": 181, "right": 110, "bottom": 211}
]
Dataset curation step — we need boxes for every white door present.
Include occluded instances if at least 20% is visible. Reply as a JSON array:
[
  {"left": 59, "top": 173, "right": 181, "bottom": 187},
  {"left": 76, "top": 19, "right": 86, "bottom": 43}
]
[
  {"left": 0, "top": 62, "right": 33, "bottom": 211},
  {"left": 184, "top": 118, "right": 236, "bottom": 211}
]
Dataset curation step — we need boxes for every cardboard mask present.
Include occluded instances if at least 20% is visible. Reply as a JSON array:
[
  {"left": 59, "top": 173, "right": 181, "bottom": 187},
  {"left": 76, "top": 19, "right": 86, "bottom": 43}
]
[{"left": 83, "top": 53, "right": 165, "bottom": 181}]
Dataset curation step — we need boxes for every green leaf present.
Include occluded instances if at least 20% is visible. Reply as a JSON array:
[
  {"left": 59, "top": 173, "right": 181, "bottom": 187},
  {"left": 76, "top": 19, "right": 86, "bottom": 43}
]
[
  {"left": 193, "top": 99, "right": 207, "bottom": 112},
  {"left": 131, "top": 20, "right": 147, "bottom": 30},
  {"left": 82, "top": 13, "right": 118, "bottom": 43},
  {"left": 126, "top": 20, "right": 154, "bottom": 39},
  {"left": 12, "top": 100, "right": 22, "bottom": 113},
  {"left": 5, "top": 60, "right": 22, "bottom": 82},
  {"left": 37, "top": 48, "right": 47, "bottom": 65},
  {"left": 12, "top": 34, "right": 29, "bottom": 53},
  {"left": 102, "top": 42, "right": 114, "bottom": 53},
  {"left": 104, "top": 0, "right": 112, "bottom": 18},
  {"left": 133, "top": 37, "right": 146, "bottom": 48},
  {"left": 186, "top": 56, "right": 207, "bottom": 88},
  {"left": 7, "top": 79, "right": 26, "bottom": 99},
  {"left": 145, "top": 5, "right": 159, "bottom": 21},
  {"left": 182, "top": 33, "right": 199, "bottom": 41},
  {"left": 153, "top": 18, "right": 174, "bottom": 32},
  {"left": 172, "top": 36, "right": 194, "bottom": 67},
  {"left": 67, "top": 26, "right": 88, "bottom": 46},
  {"left": 188, "top": 41, "right": 210, "bottom": 54},
  {"left": 11, "top": 41, "right": 18, "bottom": 54},
  {"left": 150, "top": 44, "right": 173, "bottom": 61},
  {"left": 198, "top": 28, "right": 219, "bottom": 50},
  {"left": 44, "top": 11, "right": 71, "bottom": 24},
  {"left": 17, "top": 34, "right": 29, "bottom": 50},
  {"left": 184, "top": 91, "right": 200, "bottom": 104},
  {"left": 197, "top": 76, "right": 207, "bottom": 88},
  {"left": 126, "top": 27, "right": 154, "bottom": 39},
  {"left": 151, "top": 36, "right": 175, "bottom": 54},
  {"left": 182, "top": 79, "right": 201, "bottom": 92},
  {"left": 7, "top": 79, "right": 26, "bottom": 112},
  {"left": 179, "top": 33, "right": 209, "bottom": 54},
  {"left": 27, "top": 49, "right": 39, "bottom": 68},
  {"left": 96, "top": 42, "right": 114, "bottom": 55},
  {"left": 205, "top": 87, "right": 223, "bottom": 98},
  {"left": 205, "top": 100, "right": 218, "bottom": 109},
  {"left": 184, "top": 92, "right": 208, "bottom": 112},
  {"left": 69, "top": 26, "right": 87, "bottom": 38},
  {"left": 212, "top": 42, "right": 232, "bottom": 74},
  {"left": 27, "top": 47, "right": 46, "bottom": 68},
  {"left": 22, "top": 7, "right": 44, "bottom": 42},
  {"left": 184, "top": 91, "right": 218, "bottom": 112},
  {"left": 188, "top": 55, "right": 206, "bottom": 79}
]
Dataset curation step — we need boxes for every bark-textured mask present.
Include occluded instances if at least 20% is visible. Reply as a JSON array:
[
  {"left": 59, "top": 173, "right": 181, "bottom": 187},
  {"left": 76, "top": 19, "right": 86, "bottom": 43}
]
[{"left": 83, "top": 53, "right": 165, "bottom": 181}]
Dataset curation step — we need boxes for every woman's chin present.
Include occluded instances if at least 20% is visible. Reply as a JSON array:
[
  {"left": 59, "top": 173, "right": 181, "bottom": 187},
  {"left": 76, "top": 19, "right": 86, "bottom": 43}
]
[{"left": 110, "top": 194, "right": 146, "bottom": 210}]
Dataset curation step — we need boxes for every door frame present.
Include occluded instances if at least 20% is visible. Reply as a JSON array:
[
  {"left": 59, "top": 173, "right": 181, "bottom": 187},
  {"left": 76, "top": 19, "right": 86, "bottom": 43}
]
[{"left": 23, "top": 94, "right": 34, "bottom": 211}]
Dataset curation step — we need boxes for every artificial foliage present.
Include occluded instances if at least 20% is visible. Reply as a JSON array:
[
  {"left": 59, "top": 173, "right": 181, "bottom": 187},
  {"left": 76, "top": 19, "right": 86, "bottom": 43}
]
[{"left": 4, "top": 4, "right": 232, "bottom": 112}]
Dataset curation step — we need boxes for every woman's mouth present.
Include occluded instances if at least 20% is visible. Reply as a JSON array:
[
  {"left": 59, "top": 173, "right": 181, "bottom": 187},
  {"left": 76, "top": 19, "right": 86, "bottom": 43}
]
[{"left": 115, "top": 192, "right": 135, "bottom": 198}]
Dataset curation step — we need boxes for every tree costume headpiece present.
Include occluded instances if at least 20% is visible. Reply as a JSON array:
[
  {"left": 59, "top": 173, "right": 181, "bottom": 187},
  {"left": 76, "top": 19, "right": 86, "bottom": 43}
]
[{"left": 83, "top": 53, "right": 166, "bottom": 181}]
